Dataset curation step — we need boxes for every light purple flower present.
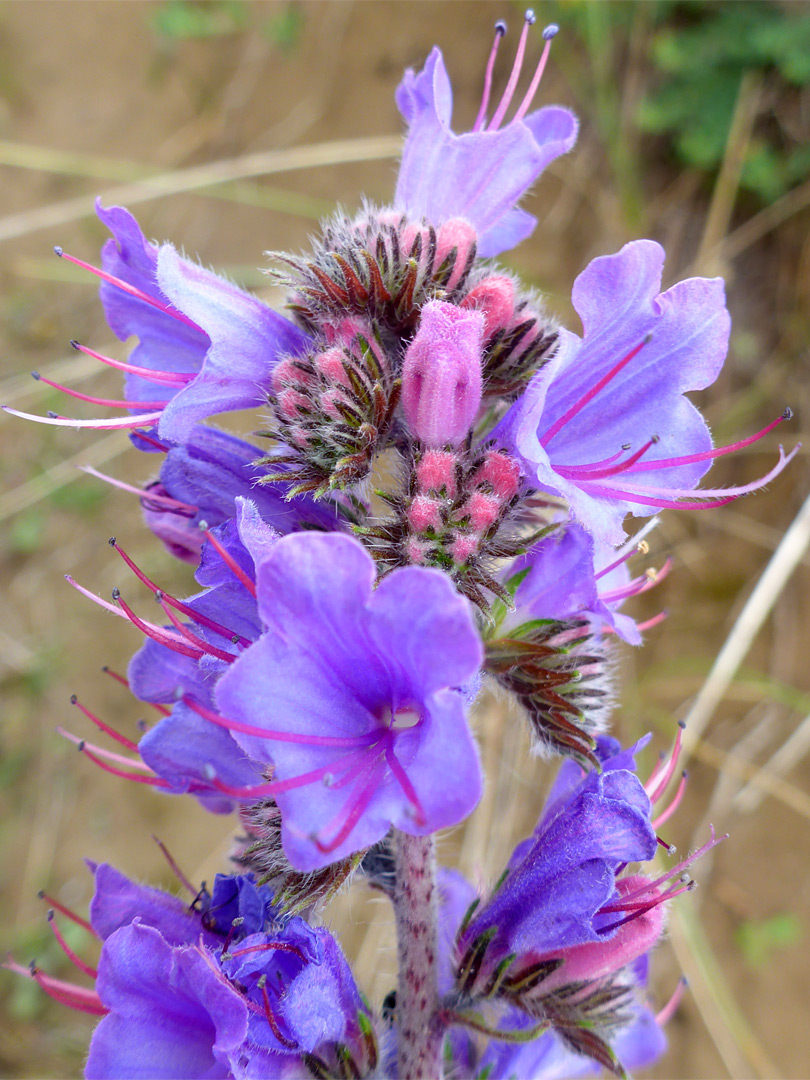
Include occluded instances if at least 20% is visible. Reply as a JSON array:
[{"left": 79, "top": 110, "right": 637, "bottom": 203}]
[
  {"left": 394, "top": 19, "right": 577, "bottom": 258},
  {"left": 215, "top": 531, "right": 484, "bottom": 870},
  {"left": 494, "top": 239, "right": 793, "bottom": 543}
]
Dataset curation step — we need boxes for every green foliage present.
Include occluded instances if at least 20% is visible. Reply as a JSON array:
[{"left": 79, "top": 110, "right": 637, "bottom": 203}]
[
  {"left": 152, "top": 0, "right": 248, "bottom": 41},
  {"left": 638, "top": 2, "right": 810, "bottom": 202},
  {"left": 262, "top": 5, "right": 305, "bottom": 55},
  {"left": 735, "top": 912, "right": 803, "bottom": 969}
]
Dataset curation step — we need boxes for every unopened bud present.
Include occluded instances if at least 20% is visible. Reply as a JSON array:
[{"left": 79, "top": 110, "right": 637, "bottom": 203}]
[{"left": 401, "top": 300, "right": 484, "bottom": 447}]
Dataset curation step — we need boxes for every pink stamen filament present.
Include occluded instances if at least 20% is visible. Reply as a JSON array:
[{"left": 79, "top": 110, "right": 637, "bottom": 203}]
[
  {"left": 227, "top": 941, "right": 306, "bottom": 963},
  {"left": 541, "top": 336, "right": 650, "bottom": 448},
  {"left": 488, "top": 10, "right": 534, "bottom": 131},
  {"left": 101, "top": 665, "right": 171, "bottom": 716},
  {"left": 110, "top": 540, "right": 252, "bottom": 648},
  {"left": 473, "top": 20, "right": 506, "bottom": 132},
  {"left": 513, "top": 25, "right": 557, "bottom": 123},
  {"left": 71, "top": 341, "right": 195, "bottom": 387},
  {"left": 130, "top": 429, "right": 170, "bottom": 452},
  {"left": 581, "top": 445, "right": 797, "bottom": 506},
  {"left": 656, "top": 977, "right": 688, "bottom": 1027},
  {"left": 54, "top": 248, "right": 204, "bottom": 333},
  {"left": 597, "top": 882, "right": 694, "bottom": 934},
  {"left": 652, "top": 771, "right": 688, "bottom": 829},
  {"left": 2, "top": 404, "right": 164, "bottom": 430},
  {"left": 258, "top": 980, "right": 299, "bottom": 1050},
  {"left": 112, "top": 589, "right": 206, "bottom": 660},
  {"left": 618, "top": 829, "right": 724, "bottom": 903},
  {"left": 158, "top": 598, "right": 237, "bottom": 664},
  {"left": 206, "top": 743, "right": 379, "bottom": 799},
  {"left": 70, "top": 696, "right": 138, "bottom": 752},
  {"left": 313, "top": 759, "right": 387, "bottom": 855},
  {"left": 47, "top": 912, "right": 98, "bottom": 979},
  {"left": 152, "top": 835, "right": 197, "bottom": 896},
  {"left": 18, "top": 964, "right": 107, "bottom": 1016},
  {"left": 384, "top": 745, "right": 426, "bottom": 825},
  {"left": 557, "top": 436, "right": 660, "bottom": 481},
  {"left": 184, "top": 696, "right": 382, "bottom": 749},
  {"left": 625, "top": 411, "right": 791, "bottom": 474},
  {"left": 83, "top": 468, "right": 198, "bottom": 511},
  {"left": 31, "top": 372, "right": 169, "bottom": 411},
  {"left": 201, "top": 526, "right": 257, "bottom": 597},
  {"left": 599, "top": 558, "right": 672, "bottom": 603},
  {"left": 646, "top": 725, "right": 685, "bottom": 803},
  {"left": 59, "top": 728, "right": 152, "bottom": 771},
  {"left": 37, "top": 893, "right": 95, "bottom": 936},
  {"left": 78, "top": 742, "right": 170, "bottom": 787}
]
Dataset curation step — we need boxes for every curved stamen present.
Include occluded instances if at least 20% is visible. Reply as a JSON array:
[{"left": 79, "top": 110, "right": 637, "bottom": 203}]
[
  {"left": 101, "top": 666, "right": 171, "bottom": 716},
  {"left": 58, "top": 727, "right": 152, "bottom": 771},
  {"left": 70, "top": 340, "right": 195, "bottom": 387},
  {"left": 183, "top": 696, "right": 382, "bottom": 749},
  {"left": 385, "top": 745, "right": 426, "bottom": 825},
  {"left": 112, "top": 588, "right": 206, "bottom": 660},
  {"left": 76, "top": 741, "right": 170, "bottom": 787},
  {"left": 54, "top": 247, "right": 204, "bottom": 334},
  {"left": 227, "top": 941, "right": 307, "bottom": 963},
  {"left": 652, "top": 770, "right": 688, "bottom": 829},
  {"left": 157, "top": 596, "right": 237, "bottom": 664},
  {"left": 31, "top": 372, "right": 169, "bottom": 411},
  {"left": 70, "top": 694, "right": 138, "bottom": 753},
  {"left": 656, "top": 977, "right": 688, "bottom": 1027},
  {"left": 200, "top": 523, "right": 257, "bottom": 598},
  {"left": 205, "top": 744, "right": 377, "bottom": 799},
  {"left": 596, "top": 881, "right": 695, "bottom": 933},
  {"left": 313, "top": 759, "right": 387, "bottom": 854},
  {"left": 646, "top": 722, "right": 685, "bottom": 803},
  {"left": 36, "top": 892, "right": 95, "bottom": 936},
  {"left": 541, "top": 335, "right": 651, "bottom": 448},
  {"left": 83, "top": 468, "right": 198, "bottom": 512},
  {"left": 257, "top": 977, "right": 299, "bottom": 1050},
  {"left": 46, "top": 911, "right": 98, "bottom": 979},
  {"left": 599, "top": 558, "right": 672, "bottom": 603},
  {"left": 2, "top": 404, "right": 164, "bottom": 430},
  {"left": 152, "top": 835, "right": 197, "bottom": 896},
  {"left": 488, "top": 10, "right": 535, "bottom": 131},
  {"left": 513, "top": 23, "right": 558, "bottom": 123},
  {"left": 626, "top": 410, "right": 792, "bottom": 474},
  {"left": 9, "top": 962, "right": 107, "bottom": 1016},
  {"left": 557, "top": 436, "right": 660, "bottom": 481},
  {"left": 109, "top": 540, "right": 253, "bottom": 648},
  {"left": 473, "top": 20, "right": 507, "bottom": 132}
]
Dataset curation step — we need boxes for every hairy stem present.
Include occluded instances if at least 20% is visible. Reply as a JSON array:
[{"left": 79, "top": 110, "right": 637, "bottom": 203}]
[{"left": 393, "top": 829, "right": 443, "bottom": 1080}]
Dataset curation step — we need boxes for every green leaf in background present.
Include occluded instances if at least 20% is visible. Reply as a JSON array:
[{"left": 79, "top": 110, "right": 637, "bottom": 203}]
[
  {"left": 152, "top": 0, "right": 248, "bottom": 41},
  {"left": 735, "top": 912, "right": 803, "bottom": 970}
]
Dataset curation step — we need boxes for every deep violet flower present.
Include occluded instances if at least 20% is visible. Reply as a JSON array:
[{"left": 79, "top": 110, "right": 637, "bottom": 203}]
[
  {"left": 4, "top": 203, "right": 310, "bottom": 445},
  {"left": 493, "top": 239, "right": 794, "bottom": 544},
  {"left": 214, "top": 530, "right": 484, "bottom": 871},
  {"left": 395, "top": 16, "right": 578, "bottom": 257},
  {"left": 12, "top": 864, "right": 374, "bottom": 1080}
]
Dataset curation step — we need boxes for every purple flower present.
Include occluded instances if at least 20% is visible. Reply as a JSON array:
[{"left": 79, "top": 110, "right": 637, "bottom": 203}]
[
  {"left": 214, "top": 531, "right": 484, "bottom": 870},
  {"left": 494, "top": 240, "right": 793, "bottom": 544},
  {"left": 395, "top": 17, "right": 578, "bottom": 257},
  {"left": 138, "top": 425, "right": 340, "bottom": 564},
  {"left": 6, "top": 204, "right": 310, "bottom": 445},
  {"left": 82, "top": 865, "right": 373, "bottom": 1079}
]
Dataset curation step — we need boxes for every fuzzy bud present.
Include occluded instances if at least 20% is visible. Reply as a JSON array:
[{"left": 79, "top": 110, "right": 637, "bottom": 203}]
[{"left": 401, "top": 300, "right": 485, "bottom": 447}]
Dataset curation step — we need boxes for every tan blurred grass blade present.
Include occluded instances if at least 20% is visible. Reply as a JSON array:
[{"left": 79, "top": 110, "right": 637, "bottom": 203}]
[
  {"left": 0, "top": 134, "right": 402, "bottom": 243},
  {"left": 670, "top": 904, "right": 781, "bottom": 1079},
  {"left": 681, "top": 489, "right": 810, "bottom": 769}
]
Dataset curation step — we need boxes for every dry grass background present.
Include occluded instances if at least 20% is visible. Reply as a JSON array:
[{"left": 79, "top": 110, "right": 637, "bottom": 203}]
[{"left": 0, "top": 2, "right": 809, "bottom": 1077}]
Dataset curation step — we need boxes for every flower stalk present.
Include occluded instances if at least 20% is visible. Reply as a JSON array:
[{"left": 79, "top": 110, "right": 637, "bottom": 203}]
[{"left": 392, "top": 829, "right": 444, "bottom": 1080}]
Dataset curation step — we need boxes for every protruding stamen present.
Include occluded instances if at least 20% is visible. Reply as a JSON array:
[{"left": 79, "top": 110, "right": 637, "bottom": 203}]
[
  {"left": 7, "top": 961, "right": 107, "bottom": 1016},
  {"left": 384, "top": 746, "right": 426, "bottom": 826},
  {"left": 54, "top": 247, "right": 203, "bottom": 333},
  {"left": 46, "top": 910, "right": 98, "bottom": 979},
  {"left": 58, "top": 727, "right": 152, "bottom": 772},
  {"left": 30, "top": 372, "right": 169, "bottom": 411},
  {"left": 81, "top": 467, "right": 198, "bottom": 512},
  {"left": 36, "top": 891, "right": 95, "bottom": 935},
  {"left": 129, "top": 429, "right": 170, "bottom": 453},
  {"left": 652, "top": 770, "right": 688, "bottom": 829},
  {"left": 627, "top": 411, "right": 793, "bottom": 475},
  {"left": 70, "top": 340, "right": 195, "bottom": 387},
  {"left": 558, "top": 436, "right": 660, "bottom": 481},
  {"left": 76, "top": 740, "right": 170, "bottom": 787},
  {"left": 199, "top": 522, "right": 257, "bottom": 597},
  {"left": 101, "top": 665, "right": 171, "bottom": 716},
  {"left": 184, "top": 695, "right": 382, "bottom": 748},
  {"left": 513, "top": 24, "right": 558, "bottom": 123},
  {"left": 2, "top": 404, "right": 164, "bottom": 430},
  {"left": 313, "top": 759, "right": 386, "bottom": 854},
  {"left": 473, "top": 19, "right": 507, "bottom": 132},
  {"left": 257, "top": 976, "right": 299, "bottom": 1050},
  {"left": 157, "top": 595, "right": 237, "bottom": 664},
  {"left": 111, "top": 587, "right": 206, "bottom": 660},
  {"left": 70, "top": 693, "right": 139, "bottom": 752},
  {"left": 647, "top": 722, "right": 685, "bottom": 803},
  {"left": 488, "top": 10, "right": 535, "bottom": 131},
  {"left": 152, "top": 835, "right": 197, "bottom": 896},
  {"left": 541, "top": 335, "right": 651, "bottom": 448},
  {"left": 203, "top": 745, "right": 376, "bottom": 800},
  {"left": 656, "top": 977, "right": 688, "bottom": 1027},
  {"left": 227, "top": 941, "right": 307, "bottom": 963},
  {"left": 656, "top": 834, "right": 677, "bottom": 855}
]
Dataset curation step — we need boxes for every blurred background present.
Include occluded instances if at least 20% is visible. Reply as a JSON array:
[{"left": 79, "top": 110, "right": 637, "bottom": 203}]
[{"left": 0, "top": 1, "right": 808, "bottom": 1076}]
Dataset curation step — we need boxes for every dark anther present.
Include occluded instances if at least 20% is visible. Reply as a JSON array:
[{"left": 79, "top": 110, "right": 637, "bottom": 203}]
[
  {"left": 54, "top": 246, "right": 63, "bottom": 257},
  {"left": 494, "top": 19, "right": 507, "bottom": 35},
  {"left": 783, "top": 406, "right": 793, "bottom": 421},
  {"left": 46, "top": 909, "right": 55, "bottom": 922},
  {"left": 108, "top": 537, "right": 117, "bottom": 546},
  {"left": 111, "top": 587, "right": 121, "bottom": 601},
  {"left": 70, "top": 339, "right": 81, "bottom": 350},
  {"left": 77, "top": 740, "right": 86, "bottom": 752},
  {"left": 70, "top": 694, "right": 78, "bottom": 705},
  {"left": 31, "top": 371, "right": 41, "bottom": 380}
]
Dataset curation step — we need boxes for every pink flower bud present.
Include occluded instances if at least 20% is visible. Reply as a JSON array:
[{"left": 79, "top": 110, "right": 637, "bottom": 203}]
[
  {"left": 401, "top": 300, "right": 485, "bottom": 447},
  {"left": 461, "top": 274, "right": 516, "bottom": 339}
]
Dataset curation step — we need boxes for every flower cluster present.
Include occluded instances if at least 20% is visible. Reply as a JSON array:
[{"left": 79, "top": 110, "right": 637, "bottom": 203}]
[{"left": 5, "top": 10, "right": 790, "bottom": 1080}]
